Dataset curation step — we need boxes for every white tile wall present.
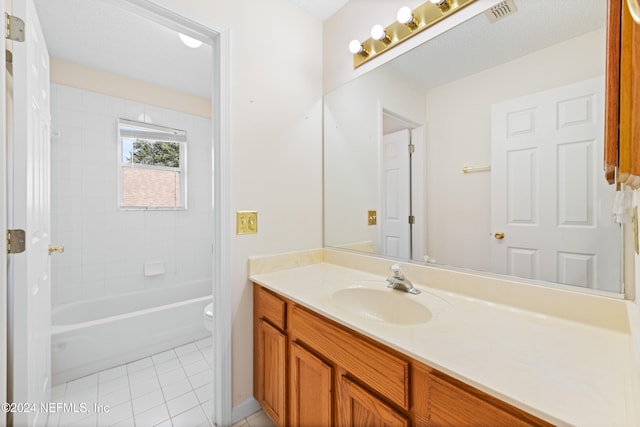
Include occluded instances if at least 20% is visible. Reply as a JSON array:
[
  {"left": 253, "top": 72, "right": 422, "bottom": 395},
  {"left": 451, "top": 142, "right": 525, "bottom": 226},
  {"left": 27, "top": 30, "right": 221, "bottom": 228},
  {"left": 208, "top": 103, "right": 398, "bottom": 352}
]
[{"left": 50, "top": 84, "right": 213, "bottom": 306}]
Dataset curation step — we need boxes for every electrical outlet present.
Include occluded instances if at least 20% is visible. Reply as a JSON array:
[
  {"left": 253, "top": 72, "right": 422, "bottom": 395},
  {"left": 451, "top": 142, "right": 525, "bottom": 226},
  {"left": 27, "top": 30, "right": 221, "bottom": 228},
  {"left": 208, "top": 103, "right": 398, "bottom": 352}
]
[{"left": 237, "top": 211, "right": 258, "bottom": 235}]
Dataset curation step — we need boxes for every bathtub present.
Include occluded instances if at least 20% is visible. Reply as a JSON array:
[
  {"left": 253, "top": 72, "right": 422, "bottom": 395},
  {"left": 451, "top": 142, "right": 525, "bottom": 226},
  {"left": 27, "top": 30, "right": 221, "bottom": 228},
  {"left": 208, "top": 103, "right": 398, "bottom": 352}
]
[{"left": 51, "top": 280, "right": 212, "bottom": 385}]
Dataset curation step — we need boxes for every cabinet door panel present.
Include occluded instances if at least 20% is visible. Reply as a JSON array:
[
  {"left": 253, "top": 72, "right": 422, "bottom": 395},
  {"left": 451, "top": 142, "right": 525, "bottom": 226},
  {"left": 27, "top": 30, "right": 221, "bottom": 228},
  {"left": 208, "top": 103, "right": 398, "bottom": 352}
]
[
  {"left": 290, "top": 342, "right": 333, "bottom": 426},
  {"left": 338, "top": 376, "right": 409, "bottom": 427},
  {"left": 257, "top": 320, "right": 286, "bottom": 426}
]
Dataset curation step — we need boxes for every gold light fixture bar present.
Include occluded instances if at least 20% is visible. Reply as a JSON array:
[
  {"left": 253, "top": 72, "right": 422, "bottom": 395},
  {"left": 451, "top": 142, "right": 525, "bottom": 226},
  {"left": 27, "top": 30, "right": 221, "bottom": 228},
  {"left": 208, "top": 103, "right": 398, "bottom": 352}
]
[{"left": 352, "top": 0, "right": 477, "bottom": 68}]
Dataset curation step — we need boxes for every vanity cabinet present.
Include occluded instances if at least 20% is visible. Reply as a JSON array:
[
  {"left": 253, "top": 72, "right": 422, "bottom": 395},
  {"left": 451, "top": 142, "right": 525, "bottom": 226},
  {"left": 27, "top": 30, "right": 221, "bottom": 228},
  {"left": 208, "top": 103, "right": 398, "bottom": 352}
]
[
  {"left": 254, "top": 284, "right": 552, "bottom": 426},
  {"left": 254, "top": 286, "right": 287, "bottom": 426}
]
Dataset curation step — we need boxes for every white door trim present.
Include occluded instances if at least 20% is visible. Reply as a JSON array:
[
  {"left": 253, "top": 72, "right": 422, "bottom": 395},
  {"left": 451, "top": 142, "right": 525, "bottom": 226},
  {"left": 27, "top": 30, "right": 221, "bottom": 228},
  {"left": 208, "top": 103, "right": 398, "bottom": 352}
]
[
  {"left": 121, "top": 3, "right": 234, "bottom": 425},
  {"left": 377, "top": 103, "right": 426, "bottom": 262},
  {"left": 1, "top": 2, "right": 9, "bottom": 424},
  {"left": 128, "top": 3, "right": 233, "bottom": 424}
]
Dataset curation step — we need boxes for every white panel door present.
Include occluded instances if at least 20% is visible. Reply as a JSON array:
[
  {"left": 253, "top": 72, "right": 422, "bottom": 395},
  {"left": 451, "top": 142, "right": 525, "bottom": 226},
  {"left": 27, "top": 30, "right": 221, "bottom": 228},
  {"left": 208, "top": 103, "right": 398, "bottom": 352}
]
[
  {"left": 491, "top": 77, "right": 620, "bottom": 290},
  {"left": 9, "top": 0, "right": 52, "bottom": 425},
  {"left": 381, "top": 129, "right": 410, "bottom": 258}
]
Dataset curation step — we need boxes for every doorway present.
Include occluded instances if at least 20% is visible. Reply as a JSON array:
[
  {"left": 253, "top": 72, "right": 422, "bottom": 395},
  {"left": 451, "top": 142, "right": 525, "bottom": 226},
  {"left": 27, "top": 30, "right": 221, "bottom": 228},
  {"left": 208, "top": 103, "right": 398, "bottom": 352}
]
[
  {"left": 379, "top": 108, "right": 426, "bottom": 262},
  {"left": 490, "top": 77, "right": 620, "bottom": 292},
  {"left": 3, "top": 0, "right": 232, "bottom": 425}
]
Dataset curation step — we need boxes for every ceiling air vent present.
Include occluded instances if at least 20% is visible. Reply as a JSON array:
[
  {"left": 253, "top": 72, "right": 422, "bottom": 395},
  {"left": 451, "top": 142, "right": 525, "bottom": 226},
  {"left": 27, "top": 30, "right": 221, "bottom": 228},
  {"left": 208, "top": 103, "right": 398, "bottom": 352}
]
[{"left": 485, "top": 0, "right": 518, "bottom": 23}]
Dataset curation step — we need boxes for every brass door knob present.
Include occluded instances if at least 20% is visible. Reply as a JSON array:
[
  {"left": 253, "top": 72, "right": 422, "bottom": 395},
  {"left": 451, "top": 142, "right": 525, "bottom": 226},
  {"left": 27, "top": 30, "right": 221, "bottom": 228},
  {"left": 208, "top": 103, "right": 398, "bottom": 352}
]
[
  {"left": 494, "top": 232, "right": 505, "bottom": 240},
  {"left": 48, "top": 245, "right": 65, "bottom": 255}
]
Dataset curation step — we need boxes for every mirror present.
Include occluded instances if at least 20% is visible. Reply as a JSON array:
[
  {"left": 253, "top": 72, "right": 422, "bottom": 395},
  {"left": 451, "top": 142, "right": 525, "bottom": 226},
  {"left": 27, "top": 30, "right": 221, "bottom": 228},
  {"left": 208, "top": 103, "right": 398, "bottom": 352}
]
[{"left": 324, "top": 0, "right": 623, "bottom": 293}]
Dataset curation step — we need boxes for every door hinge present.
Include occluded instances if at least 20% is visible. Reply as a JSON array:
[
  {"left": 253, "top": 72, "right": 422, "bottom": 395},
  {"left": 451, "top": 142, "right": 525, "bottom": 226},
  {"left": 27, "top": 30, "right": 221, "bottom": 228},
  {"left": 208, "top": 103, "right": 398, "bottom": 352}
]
[
  {"left": 408, "top": 215, "right": 415, "bottom": 225},
  {"left": 5, "top": 13, "right": 25, "bottom": 42},
  {"left": 408, "top": 144, "right": 415, "bottom": 154},
  {"left": 7, "top": 229, "right": 26, "bottom": 254}
]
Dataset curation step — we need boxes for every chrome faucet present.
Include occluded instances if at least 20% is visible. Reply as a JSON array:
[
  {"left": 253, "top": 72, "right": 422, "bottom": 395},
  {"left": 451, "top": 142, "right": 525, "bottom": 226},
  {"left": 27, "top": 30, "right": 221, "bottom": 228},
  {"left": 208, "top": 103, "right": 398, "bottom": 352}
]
[{"left": 386, "top": 264, "right": 421, "bottom": 295}]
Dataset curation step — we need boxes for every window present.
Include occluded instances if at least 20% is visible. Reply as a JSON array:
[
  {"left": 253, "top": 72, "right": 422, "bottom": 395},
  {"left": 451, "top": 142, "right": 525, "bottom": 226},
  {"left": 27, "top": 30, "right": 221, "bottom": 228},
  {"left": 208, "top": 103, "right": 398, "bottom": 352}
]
[{"left": 118, "top": 118, "right": 187, "bottom": 210}]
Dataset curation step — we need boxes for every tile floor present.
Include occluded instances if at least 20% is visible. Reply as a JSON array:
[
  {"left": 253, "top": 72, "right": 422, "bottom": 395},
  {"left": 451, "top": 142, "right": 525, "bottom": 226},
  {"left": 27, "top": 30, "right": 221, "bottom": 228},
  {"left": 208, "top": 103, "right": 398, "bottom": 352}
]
[{"left": 43, "top": 337, "right": 272, "bottom": 427}]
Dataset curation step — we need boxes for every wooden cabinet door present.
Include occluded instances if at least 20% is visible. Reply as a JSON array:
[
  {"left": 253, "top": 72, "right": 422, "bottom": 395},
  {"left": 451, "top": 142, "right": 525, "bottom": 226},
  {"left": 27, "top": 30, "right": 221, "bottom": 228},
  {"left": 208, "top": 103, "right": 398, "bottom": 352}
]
[
  {"left": 338, "top": 376, "right": 409, "bottom": 427},
  {"left": 617, "top": 0, "right": 640, "bottom": 186},
  {"left": 605, "top": 0, "right": 640, "bottom": 186},
  {"left": 256, "top": 320, "right": 287, "bottom": 427},
  {"left": 290, "top": 342, "right": 333, "bottom": 426},
  {"left": 427, "top": 374, "right": 552, "bottom": 427}
]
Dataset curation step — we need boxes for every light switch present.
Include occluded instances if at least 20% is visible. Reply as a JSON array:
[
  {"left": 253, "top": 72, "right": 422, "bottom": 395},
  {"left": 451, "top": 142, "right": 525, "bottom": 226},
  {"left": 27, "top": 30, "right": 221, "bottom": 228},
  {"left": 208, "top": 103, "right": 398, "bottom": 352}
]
[
  {"left": 368, "top": 210, "right": 377, "bottom": 226},
  {"left": 237, "top": 211, "right": 258, "bottom": 234}
]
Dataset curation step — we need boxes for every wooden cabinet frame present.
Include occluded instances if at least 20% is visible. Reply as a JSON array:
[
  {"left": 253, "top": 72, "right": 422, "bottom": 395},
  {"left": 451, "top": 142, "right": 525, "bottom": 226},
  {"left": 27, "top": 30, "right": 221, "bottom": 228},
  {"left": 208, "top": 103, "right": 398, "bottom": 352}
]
[{"left": 605, "top": 0, "right": 640, "bottom": 187}]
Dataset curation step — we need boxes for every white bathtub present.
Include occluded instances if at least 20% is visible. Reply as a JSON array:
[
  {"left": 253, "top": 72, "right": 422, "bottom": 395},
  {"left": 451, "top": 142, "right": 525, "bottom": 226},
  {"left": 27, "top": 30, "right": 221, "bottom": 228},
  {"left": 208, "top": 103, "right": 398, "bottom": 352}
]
[{"left": 51, "top": 281, "right": 212, "bottom": 385}]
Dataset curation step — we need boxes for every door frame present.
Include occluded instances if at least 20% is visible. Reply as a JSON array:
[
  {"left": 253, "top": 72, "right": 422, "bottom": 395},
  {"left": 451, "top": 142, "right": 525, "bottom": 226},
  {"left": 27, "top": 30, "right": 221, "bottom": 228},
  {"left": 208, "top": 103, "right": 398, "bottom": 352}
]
[
  {"left": 1, "top": 1, "right": 9, "bottom": 423},
  {"left": 2, "top": 0, "right": 232, "bottom": 425},
  {"left": 377, "top": 104, "right": 426, "bottom": 262}
]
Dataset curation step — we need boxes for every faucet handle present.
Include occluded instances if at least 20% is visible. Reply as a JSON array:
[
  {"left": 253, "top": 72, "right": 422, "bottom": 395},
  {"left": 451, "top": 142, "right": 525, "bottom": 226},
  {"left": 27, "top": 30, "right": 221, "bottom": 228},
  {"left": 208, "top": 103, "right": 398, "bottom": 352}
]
[{"left": 390, "top": 263, "right": 404, "bottom": 278}]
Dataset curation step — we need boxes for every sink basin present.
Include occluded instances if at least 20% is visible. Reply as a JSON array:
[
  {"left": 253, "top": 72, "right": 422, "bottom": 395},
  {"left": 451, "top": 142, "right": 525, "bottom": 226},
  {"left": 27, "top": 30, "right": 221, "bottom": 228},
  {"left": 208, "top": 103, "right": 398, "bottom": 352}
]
[{"left": 331, "top": 287, "right": 432, "bottom": 325}]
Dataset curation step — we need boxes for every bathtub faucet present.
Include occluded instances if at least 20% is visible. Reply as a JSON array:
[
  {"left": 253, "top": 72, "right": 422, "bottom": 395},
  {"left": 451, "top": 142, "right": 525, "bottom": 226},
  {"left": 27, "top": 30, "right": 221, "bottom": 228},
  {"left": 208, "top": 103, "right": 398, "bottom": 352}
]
[{"left": 386, "top": 264, "right": 421, "bottom": 295}]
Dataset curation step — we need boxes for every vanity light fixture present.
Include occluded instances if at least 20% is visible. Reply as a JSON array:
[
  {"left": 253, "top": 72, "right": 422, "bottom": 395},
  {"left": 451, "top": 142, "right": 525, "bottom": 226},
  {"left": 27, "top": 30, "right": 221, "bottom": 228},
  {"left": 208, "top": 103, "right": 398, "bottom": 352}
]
[
  {"left": 397, "top": 6, "right": 419, "bottom": 30},
  {"left": 350, "top": 0, "right": 477, "bottom": 68},
  {"left": 349, "top": 39, "right": 370, "bottom": 57},
  {"left": 371, "top": 24, "right": 392, "bottom": 45}
]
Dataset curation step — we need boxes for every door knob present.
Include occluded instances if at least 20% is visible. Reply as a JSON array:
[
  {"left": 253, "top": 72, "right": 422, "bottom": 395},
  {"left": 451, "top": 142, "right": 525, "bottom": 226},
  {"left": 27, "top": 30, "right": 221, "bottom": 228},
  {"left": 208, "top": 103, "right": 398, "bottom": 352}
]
[
  {"left": 48, "top": 245, "right": 65, "bottom": 255},
  {"left": 494, "top": 232, "right": 505, "bottom": 240}
]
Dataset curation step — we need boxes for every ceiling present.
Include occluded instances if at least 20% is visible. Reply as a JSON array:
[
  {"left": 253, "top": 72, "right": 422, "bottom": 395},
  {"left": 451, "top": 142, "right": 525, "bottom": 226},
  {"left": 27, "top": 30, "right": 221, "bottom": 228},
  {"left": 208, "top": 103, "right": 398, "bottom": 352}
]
[
  {"left": 33, "top": 0, "right": 346, "bottom": 100},
  {"left": 32, "top": 1, "right": 605, "bottom": 100},
  {"left": 34, "top": 0, "right": 214, "bottom": 98},
  {"left": 289, "top": 0, "right": 349, "bottom": 21},
  {"left": 386, "top": 0, "right": 607, "bottom": 91}
]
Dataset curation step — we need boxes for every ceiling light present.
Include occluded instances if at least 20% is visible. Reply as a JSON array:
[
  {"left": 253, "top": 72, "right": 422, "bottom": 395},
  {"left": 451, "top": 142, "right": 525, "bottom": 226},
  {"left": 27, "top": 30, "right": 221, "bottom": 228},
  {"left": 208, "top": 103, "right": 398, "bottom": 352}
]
[
  {"left": 178, "top": 33, "right": 203, "bottom": 49},
  {"left": 349, "top": 0, "right": 473, "bottom": 68}
]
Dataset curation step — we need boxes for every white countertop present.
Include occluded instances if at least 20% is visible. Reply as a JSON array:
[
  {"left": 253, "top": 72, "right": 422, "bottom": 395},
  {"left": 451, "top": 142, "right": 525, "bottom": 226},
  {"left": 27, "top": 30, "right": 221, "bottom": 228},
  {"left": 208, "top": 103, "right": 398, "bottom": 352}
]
[{"left": 250, "top": 261, "right": 639, "bottom": 427}]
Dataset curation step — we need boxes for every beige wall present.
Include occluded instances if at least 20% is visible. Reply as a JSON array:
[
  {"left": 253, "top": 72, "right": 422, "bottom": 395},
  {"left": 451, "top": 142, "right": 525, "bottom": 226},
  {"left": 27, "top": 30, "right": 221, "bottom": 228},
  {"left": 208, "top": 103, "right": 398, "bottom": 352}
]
[{"left": 50, "top": 58, "right": 211, "bottom": 118}]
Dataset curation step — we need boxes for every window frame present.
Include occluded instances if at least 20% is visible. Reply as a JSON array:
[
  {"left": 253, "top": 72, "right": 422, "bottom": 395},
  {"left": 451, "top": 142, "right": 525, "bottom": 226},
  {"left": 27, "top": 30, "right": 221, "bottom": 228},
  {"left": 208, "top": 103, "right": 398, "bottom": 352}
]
[{"left": 117, "top": 118, "right": 188, "bottom": 211}]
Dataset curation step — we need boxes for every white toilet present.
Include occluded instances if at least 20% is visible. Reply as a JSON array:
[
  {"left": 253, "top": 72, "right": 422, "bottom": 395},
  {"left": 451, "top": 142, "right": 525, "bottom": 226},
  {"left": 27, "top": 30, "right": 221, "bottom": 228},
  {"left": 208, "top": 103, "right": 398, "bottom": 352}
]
[{"left": 203, "top": 302, "right": 213, "bottom": 332}]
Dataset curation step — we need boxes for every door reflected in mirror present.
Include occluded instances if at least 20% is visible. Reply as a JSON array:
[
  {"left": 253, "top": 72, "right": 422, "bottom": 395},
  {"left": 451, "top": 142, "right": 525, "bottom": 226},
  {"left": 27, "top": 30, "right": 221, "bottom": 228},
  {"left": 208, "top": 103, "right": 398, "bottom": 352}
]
[{"left": 323, "top": 0, "right": 623, "bottom": 293}]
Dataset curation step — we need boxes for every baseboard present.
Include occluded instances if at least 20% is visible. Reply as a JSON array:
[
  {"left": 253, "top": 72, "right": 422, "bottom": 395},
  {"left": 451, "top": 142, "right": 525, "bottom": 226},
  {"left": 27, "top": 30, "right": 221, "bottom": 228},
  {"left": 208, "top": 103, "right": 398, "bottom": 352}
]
[{"left": 231, "top": 397, "right": 261, "bottom": 424}]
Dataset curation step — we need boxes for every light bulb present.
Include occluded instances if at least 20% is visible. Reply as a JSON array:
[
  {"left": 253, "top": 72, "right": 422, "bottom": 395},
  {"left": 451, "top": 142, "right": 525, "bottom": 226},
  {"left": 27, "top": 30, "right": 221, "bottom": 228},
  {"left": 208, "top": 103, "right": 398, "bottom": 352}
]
[
  {"left": 349, "top": 40, "right": 364, "bottom": 54},
  {"left": 178, "top": 32, "right": 203, "bottom": 48},
  {"left": 397, "top": 6, "right": 413, "bottom": 24},
  {"left": 370, "top": 24, "right": 392, "bottom": 45},
  {"left": 370, "top": 24, "right": 386, "bottom": 41},
  {"left": 397, "top": 6, "right": 418, "bottom": 29},
  {"left": 430, "top": 0, "right": 451, "bottom": 11}
]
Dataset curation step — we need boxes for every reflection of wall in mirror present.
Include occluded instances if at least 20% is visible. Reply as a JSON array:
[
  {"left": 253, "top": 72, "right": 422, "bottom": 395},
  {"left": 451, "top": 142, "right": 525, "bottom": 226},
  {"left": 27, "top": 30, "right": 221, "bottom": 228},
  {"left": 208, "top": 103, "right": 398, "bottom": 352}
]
[
  {"left": 324, "top": 66, "right": 426, "bottom": 251},
  {"left": 425, "top": 28, "right": 606, "bottom": 272}
]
